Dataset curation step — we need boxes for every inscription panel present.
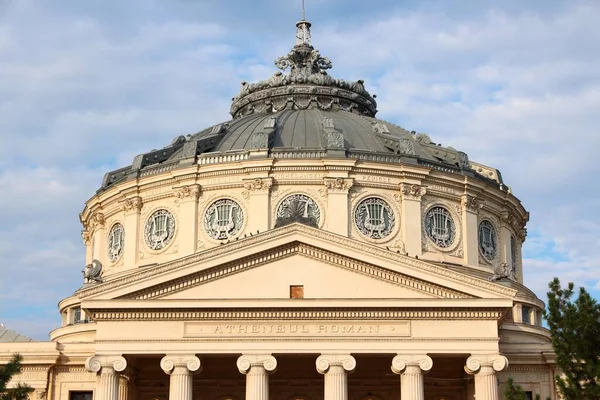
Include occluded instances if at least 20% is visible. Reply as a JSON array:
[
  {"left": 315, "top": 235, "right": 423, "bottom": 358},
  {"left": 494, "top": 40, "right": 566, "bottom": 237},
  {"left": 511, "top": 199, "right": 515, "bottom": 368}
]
[{"left": 183, "top": 321, "right": 410, "bottom": 338}]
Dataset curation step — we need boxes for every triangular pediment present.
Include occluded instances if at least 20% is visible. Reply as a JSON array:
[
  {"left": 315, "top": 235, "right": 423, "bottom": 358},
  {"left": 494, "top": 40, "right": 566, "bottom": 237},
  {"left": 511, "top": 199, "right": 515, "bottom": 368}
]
[{"left": 78, "top": 224, "right": 517, "bottom": 304}]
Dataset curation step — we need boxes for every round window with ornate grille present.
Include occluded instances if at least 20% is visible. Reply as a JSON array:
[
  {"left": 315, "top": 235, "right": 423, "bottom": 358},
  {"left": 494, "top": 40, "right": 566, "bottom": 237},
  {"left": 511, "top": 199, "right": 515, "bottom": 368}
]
[
  {"left": 478, "top": 220, "right": 498, "bottom": 260},
  {"left": 204, "top": 199, "right": 244, "bottom": 240},
  {"left": 107, "top": 223, "right": 125, "bottom": 262},
  {"left": 354, "top": 197, "right": 395, "bottom": 239},
  {"left": 424, "top": 206, "right": 456, "bottom": 248},
  {"left": 144, "top": 209, "right": 176, "bottom": 250},
  {"left": 275, "top": 194, "right": 321, "bottom": 228}
]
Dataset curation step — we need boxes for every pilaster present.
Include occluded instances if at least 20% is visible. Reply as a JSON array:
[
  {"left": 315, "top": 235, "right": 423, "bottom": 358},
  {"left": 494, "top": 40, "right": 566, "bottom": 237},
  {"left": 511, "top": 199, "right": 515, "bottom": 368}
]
[
  {"left": 237, "top": 354, "right": 277, "bottom": 400},
  {"left": 121, "top": 197, "right": 143, "bottom": 266},
  {"left": 242, "top": 178, "right": 273, "bottom": 232},
  {"left": 461, "top": 194, "right": 484, "bottom": 266},
  {"left": 85, "top": 355, "right": 127, "bottom": 400},
  {"left": 323, "top": 178, "right": 353, "bottom": 236},
  {"left": 160, "top": 355, "right": 201, "bottom": 400},
  {"left": 391, "top": 354, "right": 433, "bottom": 400},
  {"left": 88, "top": 212, "right": 106, "bottom": 263},
  {"left": 316, "top": 354, "right": 356, "bottom": 400},
  {"left": 174, "top": 185, "right": 201, "bottom": 254},
  {"left": 465, "top": 354, "right": 508, "bottom": 400},
  {"left": 399, "top": 183, "right": 426, "bottom": 257}
]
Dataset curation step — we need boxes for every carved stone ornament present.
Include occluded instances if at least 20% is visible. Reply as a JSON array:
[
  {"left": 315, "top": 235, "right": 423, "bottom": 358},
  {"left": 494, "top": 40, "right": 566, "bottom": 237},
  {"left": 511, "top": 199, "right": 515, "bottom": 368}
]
[
  {"left": 144, "top": 209, "right": 176, "bottom": 251},
  {"left": 275, "top": 194, "right": 321, "bottom": 228},
  {"left": 462, "top": 195, "right": 484, "bottom": 213},
  {"left": 82, "top": 259, "right": 103, "bottom": 284},
  {"left": 175, "top": 185, "right": 201, "bottom": 200},
  {"left": 85, "top": 355, "right": 127, "bottom": 373},
  {"left": 203, "top": 199, "right": 244, "bottom": 240},
  {"left": 160, "top": 355, "right": 201, "bottom": 375},
  {"left": 81, "top": 229, "right": 91, "bottom": 246},
  {"left": 501, "top": 211, "right": 515, "bottom": 228},
  {"left": 326, "top": 130, "right": 344, "bottom": 148},
  {"left": 107, "top": 223, "right": 125, "bottom": 262},
  {"left": 237, "top": 354, "right": 277, "bottom": 374},
  {"left": 316, "top": 354, "right": 356, "bottom": 374},
  {"left": 121, "top": 197, "right": 143, "bottom": 212},
  {"left": 244, "top": 178, "right": 273, "bottom": 193},
  {"left": 324, "top": 177, "right": 352, "bottom": 193},
  {"left": 464, "top": 354, "right": 508, "bottom": 375},
  {"left": 391, "top": 354, "right": 433, "bottom": 374},
  {"left": 479, "top": 219, "right": 499, "bottom": 261},
  {"left": 399, "top": 183, "right": 426, "bottom": 200},
  {"left": 398, "top": 139, "right": 415, "bottom": 155},
  {"left": 354, "top": 197, "right": 395, "bottom": 239},
  {"left": 489, "top": 262, "right": 513, "bottom": 282},
  {"left": 87, "top": 212, "right": 105, "bottom": 232},
  {"left": 424, "top": 206, "right": 456, "bottom": 248}
]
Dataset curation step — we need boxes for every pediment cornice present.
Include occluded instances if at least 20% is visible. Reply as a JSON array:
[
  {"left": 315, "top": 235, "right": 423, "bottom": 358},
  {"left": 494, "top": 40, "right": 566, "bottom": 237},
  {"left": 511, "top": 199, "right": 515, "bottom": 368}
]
[{"left": 76, "top": 224, "right": 518, "bottom": 300}]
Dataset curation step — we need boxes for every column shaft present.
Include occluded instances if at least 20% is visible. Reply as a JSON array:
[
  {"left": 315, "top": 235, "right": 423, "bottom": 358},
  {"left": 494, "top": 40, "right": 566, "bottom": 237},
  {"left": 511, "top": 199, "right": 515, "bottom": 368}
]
[
  {"left": 168, "top": 366, "right": 194, "bottom": 400},
  {"left": 118, "top": 376, "right": 129, "bottom": 400},
  {"left": 97, "top": 366, "right": 119, "bottom": 400},
  {"left": 474, "top": 366, "right": 498, "bottom": 400},
  {"left": 323, "top": 365, "right": 348, "bottom": 400},
  {"left": 245, "top": 365, "right": 269, "bottom": 400},
  {"left": 400, "top": 365, "right": 425, "bottom": 400}
]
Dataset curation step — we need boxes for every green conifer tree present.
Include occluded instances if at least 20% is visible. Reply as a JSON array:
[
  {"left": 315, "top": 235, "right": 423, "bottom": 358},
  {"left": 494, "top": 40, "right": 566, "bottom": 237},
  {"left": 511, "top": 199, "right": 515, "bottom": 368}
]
[
  {"left": 505, "top": 377, "right": 527, "bottom": 400},
  {"left": 0, "top": 354, "right": 34, "bottom": 400},
  {"left": 545, "top": 278, "right": 600, "bottom": 400}
]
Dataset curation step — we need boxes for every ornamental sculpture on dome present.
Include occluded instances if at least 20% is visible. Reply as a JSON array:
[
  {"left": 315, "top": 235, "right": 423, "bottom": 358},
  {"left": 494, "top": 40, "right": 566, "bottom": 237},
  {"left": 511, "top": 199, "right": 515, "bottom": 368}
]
[{"left": 230, "top": 7, "right": 378, "bottom": 118}]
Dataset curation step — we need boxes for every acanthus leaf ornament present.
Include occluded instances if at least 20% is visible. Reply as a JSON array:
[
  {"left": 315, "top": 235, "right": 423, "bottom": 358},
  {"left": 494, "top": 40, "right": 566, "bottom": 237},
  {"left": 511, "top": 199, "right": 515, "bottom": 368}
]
[
  {"left": 323, "top": 177, "right": 353, "bottom": 193},
  {"left": 121, "top": 197, "right": 143, "bottom": 213},
  {"left": 174, "top": 184, "right": 201, "bottom": 200},
  {"left": 399, "top": 183, "right": 426, "bottom": 200},
  {"left": 461, "top": 195, "right": 484, "bottom": 213}
]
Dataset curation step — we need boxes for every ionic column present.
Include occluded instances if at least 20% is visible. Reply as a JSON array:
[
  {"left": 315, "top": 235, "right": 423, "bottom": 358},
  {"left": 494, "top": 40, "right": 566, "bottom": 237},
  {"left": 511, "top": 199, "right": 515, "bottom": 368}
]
[
  {"left": 118, "top": 367, "right": 137, "bottom": 400},
  {"left": 85, "top": 355, "right": 127, "bottom": 400},
  {"left": 237, "top": 354, "right": 277, "bottom": 400},
  {"left": 160, "top": 355, "right": 201, "bottom": 400},
  {"left": 391, "top": 354, "right": 433, "bottom": 400},
  {"left": 316, "top": 354, "right": 356, "bottom": 400},
  {"left": 464, "top": 355, "right": 508, "bottom": 400}
]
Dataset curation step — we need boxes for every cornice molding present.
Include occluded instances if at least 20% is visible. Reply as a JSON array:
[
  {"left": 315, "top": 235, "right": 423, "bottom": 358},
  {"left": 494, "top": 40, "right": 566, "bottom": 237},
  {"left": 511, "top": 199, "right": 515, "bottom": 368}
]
[{"left": 76, "top": 224, "right": 518, "bottom": 299}]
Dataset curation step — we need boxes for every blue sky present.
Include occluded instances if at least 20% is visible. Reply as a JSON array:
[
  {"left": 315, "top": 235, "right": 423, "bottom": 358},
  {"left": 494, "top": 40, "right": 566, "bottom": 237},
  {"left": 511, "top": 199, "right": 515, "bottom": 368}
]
[{"left": 0, "top": 0, "right": 599, "bottom": 340}]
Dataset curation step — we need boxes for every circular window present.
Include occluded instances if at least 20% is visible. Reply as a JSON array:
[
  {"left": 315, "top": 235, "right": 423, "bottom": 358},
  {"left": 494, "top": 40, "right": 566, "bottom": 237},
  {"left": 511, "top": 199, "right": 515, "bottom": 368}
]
[
  {"left": 144, "top": 209, "right": 176, "bottom": 250},
  {"left": 478, "top": 220, "right": 498, "bottom": 260},
  {"left": 424, "top": 206, "right": 456, "bottom": 248},
  {"left": 107, "top": 223, "right": 125, "bottom": 262},
  {"left": 354, "top": 197, "right": 395, "bottom": 239},
  {"left": 204, "top": 199, "right": 244, "bottom": 239},
  {"left": 275, "top": 194, "right": 321, "bottom": 228}
]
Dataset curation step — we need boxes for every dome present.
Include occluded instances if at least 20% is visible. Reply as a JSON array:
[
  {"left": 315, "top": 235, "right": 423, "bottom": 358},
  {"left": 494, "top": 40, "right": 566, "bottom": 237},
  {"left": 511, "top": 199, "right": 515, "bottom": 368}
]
[{"left": 100, "top": 19, "right": 492, "bottom": 192}]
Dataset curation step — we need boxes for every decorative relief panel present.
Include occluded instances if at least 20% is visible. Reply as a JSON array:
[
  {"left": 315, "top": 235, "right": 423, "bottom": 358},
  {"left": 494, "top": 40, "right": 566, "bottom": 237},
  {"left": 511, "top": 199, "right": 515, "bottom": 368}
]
[
  {"left": 121, "top": 196, "right": 143, "bottom": 214},
  {"left": 241, "top": 178, "right": 273, "bottom": 199},
  {"left": 203, "top": 199, "right": 245, "bottom": 240},
  {"left": 271, "top": 189, "right": 325, "bottom": 229},
  {"left": 399, "top": 183, "right": 426, "bottom": 200},
  {"left": 350, "top": 191, "right": 400, "bottom": 244},
  {"left": 421, "top": 198, "right": 462, "bottom": 256},
  {"left": 322, "top": 177, "right": 353, "bottom": 194},
  {"left": 478, "top": 217, "right": 500, "bottom": 264},
  {"left": 107, "top": 222, "right": 125, "bottom": 263},
  {"left": 354, "top": 197, "right": 395, "bottom": 240},
  {"left": 143, "top": 208, "right": 177, "bottom": 251}
]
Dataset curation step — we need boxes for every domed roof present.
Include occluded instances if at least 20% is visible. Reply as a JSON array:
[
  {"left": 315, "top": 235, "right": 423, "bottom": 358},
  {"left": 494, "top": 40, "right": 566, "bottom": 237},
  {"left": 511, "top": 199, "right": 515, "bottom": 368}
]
[{"left": 100, "top": 18, "right": 494, "bottom": 191}]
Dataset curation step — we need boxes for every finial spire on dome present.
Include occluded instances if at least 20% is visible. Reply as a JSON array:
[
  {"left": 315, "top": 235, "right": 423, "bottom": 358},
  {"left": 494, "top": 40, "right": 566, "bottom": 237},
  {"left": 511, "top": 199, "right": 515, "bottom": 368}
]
[{"left": 296, "top": 0, "right": 311, "bottom": 46}]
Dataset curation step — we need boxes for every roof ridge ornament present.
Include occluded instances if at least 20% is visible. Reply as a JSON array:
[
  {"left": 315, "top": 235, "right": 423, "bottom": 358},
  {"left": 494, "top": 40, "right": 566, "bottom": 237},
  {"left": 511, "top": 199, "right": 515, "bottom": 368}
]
[{"left": 296, "top": 0, "right": 311, "bottom": 46}]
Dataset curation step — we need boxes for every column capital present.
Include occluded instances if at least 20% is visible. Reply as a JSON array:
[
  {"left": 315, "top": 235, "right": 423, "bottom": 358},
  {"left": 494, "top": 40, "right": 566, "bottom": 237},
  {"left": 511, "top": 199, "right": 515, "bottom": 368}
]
[
  {"left": 323, "top": 177, "right": 353, "bottom": 194},
  {"left": 316, "top": 354, "right": 356, "bottom": 374},
  {"left": 399, "top": 183, "right": 426, "bottom": 201},
  {"left": 461, "top": 194, "right": 484, "bottom": 213},
  {"left": 85, "top": 355, "right": 127, "bottom": 373},
  {"left": 391, "top": 354, "right": 433, "bottom": 374},
  {"left": 160, "top": 355, "right": 201, "bottom": 375},
  {"left": 236, "top": 354, "right": 277, "bottom": 374},
  {"left": 464, "top": 354, "right": 508, "bottom": 375}
]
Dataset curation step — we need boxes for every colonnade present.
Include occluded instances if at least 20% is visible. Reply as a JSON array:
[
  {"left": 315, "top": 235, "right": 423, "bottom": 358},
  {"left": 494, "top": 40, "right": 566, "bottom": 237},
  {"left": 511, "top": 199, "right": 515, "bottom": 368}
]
[{"left": 85, "top": 353, "right": 508, "bottom": 400}]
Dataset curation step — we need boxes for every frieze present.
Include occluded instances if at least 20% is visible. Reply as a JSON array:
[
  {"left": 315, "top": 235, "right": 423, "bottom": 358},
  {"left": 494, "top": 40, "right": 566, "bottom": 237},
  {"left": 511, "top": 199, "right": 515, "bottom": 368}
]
[
  {"left": 204, "top": 176, "right": 243, "bottom": 185},
  {"left": 76, "top": 223, "right": 518, "bottom": 299},
  {"left": 429, "top": 184, "right": 458, "bottom": 195},
  {"left": 358, "top": 175, "right": 392, "bottom": 184},
  {"left": 183, "top": 322, "right": 410, "bottom": 337},
  {"left": 91, "top": 309, "right": 506, "bottom": 322},
  {"left": 272, "top": 173, "right": 325, "bottom": 180}
]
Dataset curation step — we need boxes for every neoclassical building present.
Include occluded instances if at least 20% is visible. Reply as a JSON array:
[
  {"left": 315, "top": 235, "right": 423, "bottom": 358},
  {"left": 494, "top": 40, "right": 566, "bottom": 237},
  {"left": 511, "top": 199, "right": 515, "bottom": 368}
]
[{"left": 2, "top": 15, "right": 558, "bottom": 400}]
